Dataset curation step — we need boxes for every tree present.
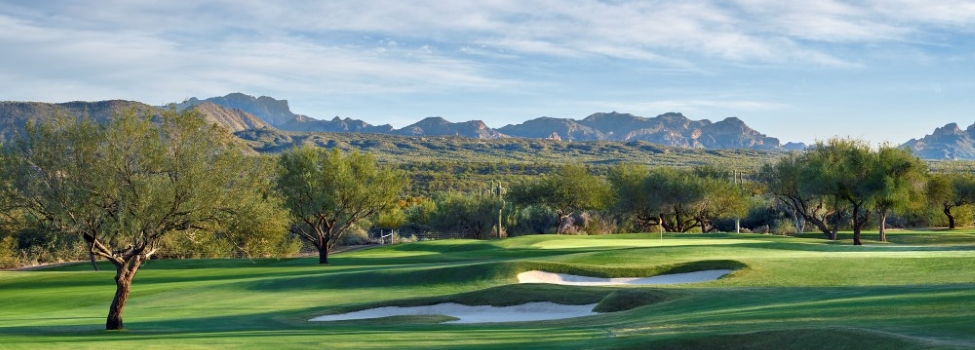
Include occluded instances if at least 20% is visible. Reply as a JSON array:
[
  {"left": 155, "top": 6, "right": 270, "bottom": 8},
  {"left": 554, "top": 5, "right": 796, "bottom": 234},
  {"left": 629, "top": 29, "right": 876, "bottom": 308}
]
[
  {"left": 509, "top": 165, "right": 611, "bottom": 234},
  {"left": 927, "top": 173, "right": 975, "bottom": 229},
  {"left": 429, "top": 191, "right": 498, "bottom": 239},
  {"left": 607, "top": 163, "right": 656, "bottom": 232},
  {"left": 276, "top": 147, "right": 407, "bottom": 264},
  {"left": 693, "top": 176, "right": 749, "bottom": 233},
  {"left": 0, "top": 108, "right": 285, "bottom": 330},
  {"left": 870, "top": 145, "right": 927, "bottom": 241},
  {"left": 643, "top": 168, "right": 702, "bottom": 233},
  {"left": 760, "top": 154, "right": 837, "bottom": 239},
  {"left": 802, "top": 139, "right": 875, "bottom": 245}
]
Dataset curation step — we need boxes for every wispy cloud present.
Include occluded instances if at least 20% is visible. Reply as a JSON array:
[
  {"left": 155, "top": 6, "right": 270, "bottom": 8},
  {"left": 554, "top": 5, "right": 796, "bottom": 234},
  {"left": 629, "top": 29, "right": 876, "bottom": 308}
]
[{"left": 1, "top": 0, "right": 974, "bottom": 146}]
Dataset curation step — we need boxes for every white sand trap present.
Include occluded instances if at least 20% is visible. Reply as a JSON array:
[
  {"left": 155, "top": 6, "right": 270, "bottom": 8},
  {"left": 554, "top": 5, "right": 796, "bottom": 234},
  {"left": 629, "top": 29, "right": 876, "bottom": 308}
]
[
  {"left": 518, "top": 269, "right": 732, "bottom": 286},
  {"left": 310, "top": 302, "right": 597, "bottom": 324}
]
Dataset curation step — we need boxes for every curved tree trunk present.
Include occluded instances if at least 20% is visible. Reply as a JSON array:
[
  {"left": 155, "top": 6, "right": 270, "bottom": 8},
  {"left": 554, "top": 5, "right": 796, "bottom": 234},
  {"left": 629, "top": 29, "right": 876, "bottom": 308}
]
[
  {"left": 944, "top": 206, "right": 956, "bottom": 229},
  {"left": 106, "top": 255, "right": 144, "bottom": 330},
  {"left": 879, "top": 211, "right": 888, "bottom": 242}
]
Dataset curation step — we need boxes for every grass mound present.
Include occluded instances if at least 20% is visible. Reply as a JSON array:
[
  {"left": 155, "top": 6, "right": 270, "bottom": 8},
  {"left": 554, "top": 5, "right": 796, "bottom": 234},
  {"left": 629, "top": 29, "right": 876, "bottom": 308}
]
[
  {"left": 512, "top": 259, "right": 746, "bottom": 279},
  {"left": 593, "top": 289, "right": 670, "bottom": 313}
]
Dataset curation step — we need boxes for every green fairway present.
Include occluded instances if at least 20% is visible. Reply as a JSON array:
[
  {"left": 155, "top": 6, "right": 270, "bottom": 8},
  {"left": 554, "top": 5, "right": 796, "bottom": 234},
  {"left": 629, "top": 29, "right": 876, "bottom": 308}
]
[{"left": 1, "top": 232, "right": 974, "bottom": 349}]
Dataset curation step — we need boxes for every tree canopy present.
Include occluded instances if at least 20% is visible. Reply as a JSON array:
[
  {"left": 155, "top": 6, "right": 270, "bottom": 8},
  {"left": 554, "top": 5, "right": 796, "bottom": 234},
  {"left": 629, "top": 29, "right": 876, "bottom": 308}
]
[
  {"left": 0, "top": 108, "right": 286, "bottom": 330},
  {"left": 508, "top": 164, "right": 611, "bottom": 234},
  {"left": 276, "top": 147, "right": 408, "bottom": 264}
]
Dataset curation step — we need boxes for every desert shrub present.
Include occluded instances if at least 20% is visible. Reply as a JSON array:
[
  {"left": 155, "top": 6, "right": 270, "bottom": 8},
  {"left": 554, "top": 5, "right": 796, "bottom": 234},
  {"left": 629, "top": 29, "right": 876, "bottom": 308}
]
[
  {"left": 428, "top": 192, "right": 499, "bottom": 239},
  {"left": 15, "top": 227, "right": 87, "bottom": 265},
  {"left": 579, "top": 211, "right": 618, "bottom": 235},
  {"left": 375, "top": 207, "right": 408, "bottom": 230},
  {"left": 157, "top": 230, "right": 235, "bottom": 259},
  {"left": 771, "top": 219, "right": 797, "bottom": 235},
  {"left": 507, "top": 205, "right": 558, "bottom": 235},
  {"left": 404, "top": 200, "right": 436, "bottom": 225},
  {"left": 395, "top": 232, "right": 418, "bottom": 243},
  {"left": 0, "top": 235, "right": 20, "bottom": 269},
  {"left": 336, "top": 225, "right": 373, "bottom": 246}
]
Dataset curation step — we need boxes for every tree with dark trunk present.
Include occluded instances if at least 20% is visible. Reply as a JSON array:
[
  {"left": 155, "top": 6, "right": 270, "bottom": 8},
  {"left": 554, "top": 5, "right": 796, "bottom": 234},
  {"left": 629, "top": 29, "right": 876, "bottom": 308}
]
[
  {"left": 508, "top": 165, "right": 611, "bottom": 234},
  {"left": 870, "top": 145, "right": 927, "bottom": 242},
  {"left": 0, "top": 108, "right": 284, "bottom": 330},
  {"left": 760, "top": 155, "right": 841, "bottom": 239},
  {"left": 801, "top": 139, "right": 877, "bottom": 245},
  {"left": 276, "top": 147, "right": 406, "bottom": 264},
  {"left": 927, "top": 173, "right": 975, "bottom": 229}
]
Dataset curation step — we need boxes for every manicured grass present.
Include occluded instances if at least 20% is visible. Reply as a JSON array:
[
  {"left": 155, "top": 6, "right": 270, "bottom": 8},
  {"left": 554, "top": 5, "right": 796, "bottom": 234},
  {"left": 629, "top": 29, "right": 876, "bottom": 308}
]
[{"left": 1, "top": 232, "right": 973, "bottom": 349}]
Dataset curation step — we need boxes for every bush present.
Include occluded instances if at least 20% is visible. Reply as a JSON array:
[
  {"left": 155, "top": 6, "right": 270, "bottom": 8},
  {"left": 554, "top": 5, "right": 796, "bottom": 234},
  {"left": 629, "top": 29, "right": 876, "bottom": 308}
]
[
  {"left": 15, "top": 227, "right": 87, "bottom": 265},
  {"left": 507, "top": 205, "right": 558, "bottom": 235},
  {"left": 579, "top": 211, "right": 617, "bottom": 235},
  {"left": 0, "top": 235, "right": 20, "bottom": 269},
  {"left": 157, "top": 230, "right": 235, "bottom": 259},
  {"left": 771, "top": 219, "right": 797, "bottom": 235},
  {"left": 395, "top": 232, "right": 418, "bottom": 244},
  {"left": 337, "top": 225, "right": 373, "bottom": 246}
]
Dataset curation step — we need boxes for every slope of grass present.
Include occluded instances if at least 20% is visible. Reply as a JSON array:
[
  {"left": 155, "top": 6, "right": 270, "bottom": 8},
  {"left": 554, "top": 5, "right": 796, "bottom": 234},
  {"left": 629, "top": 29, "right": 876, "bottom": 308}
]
[{"left": 0, "top": 232, "right": 973, "bottom": 349}]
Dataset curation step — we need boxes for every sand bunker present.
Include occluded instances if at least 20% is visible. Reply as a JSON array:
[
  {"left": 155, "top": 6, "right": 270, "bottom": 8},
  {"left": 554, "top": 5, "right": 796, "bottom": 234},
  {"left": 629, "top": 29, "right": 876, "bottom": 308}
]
[
  {"left": 310, "top": 302, "right": 597, "bottom": 324},
  {"left": 517, "top": 269, "right": 732, "bottom": 286}
]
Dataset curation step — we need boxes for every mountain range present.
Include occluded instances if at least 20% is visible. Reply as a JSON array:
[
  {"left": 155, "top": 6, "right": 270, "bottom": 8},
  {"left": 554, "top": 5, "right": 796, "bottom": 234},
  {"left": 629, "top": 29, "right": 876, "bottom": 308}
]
[
  {"left": 903, "top": 123, "right": 975, "bottom": 160},
  {"left": 176, "top": 93, "right": 795, "bottom": 151},
  {"left": 1, "top": 92, "right": 972, "bottom": 159}
]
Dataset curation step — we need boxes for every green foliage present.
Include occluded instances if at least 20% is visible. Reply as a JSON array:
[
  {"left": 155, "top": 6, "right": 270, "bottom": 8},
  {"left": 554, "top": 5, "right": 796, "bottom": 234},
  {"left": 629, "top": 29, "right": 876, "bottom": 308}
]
[
  {"left": 374, "top": 207, "right": 408, "bottom": 230},
  {"left": 0, "top": 107, "right": 287, "bottom": 329},
  {"left": 509, "top": 165, "right": 612, "bottom": 234},
  {"left": 0, "top": 235, "right": 18, "bottom": 269},
  {"left": 157, "top": 230, "right": 235, "bottom": 259},
  {"left": 926, "top": 172, "right": 975, "bottom": 229},
  {"left": 764, "top": 139, "right": 933, "bottom": 243},
  {"left": 428, "top": 191, "right": 503, "bottom": 239},
  {"left": 507, "top": 205, "right": 559, "bottom": 235},
  {"left": 870, "top": 144, "right": 929, "bottom": 240},
  {"left": 609, "top": 164, "right": 747, "bottom": 233},
  {"left": 275, "top": 147, "right": 408, "bottom": 263}
]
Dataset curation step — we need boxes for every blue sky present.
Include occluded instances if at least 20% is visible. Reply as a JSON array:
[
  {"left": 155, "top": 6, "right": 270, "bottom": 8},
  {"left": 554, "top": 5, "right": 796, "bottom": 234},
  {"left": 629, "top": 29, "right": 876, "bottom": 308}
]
[{"left": 1, "top": 1, "right": 973, "bottom": 145}]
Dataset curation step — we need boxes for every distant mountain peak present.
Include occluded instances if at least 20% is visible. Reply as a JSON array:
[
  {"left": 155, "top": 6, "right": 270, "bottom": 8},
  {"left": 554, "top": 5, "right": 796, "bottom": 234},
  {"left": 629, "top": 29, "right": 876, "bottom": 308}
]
[
  {"left": 903, "top": 122, "right": 975, "bottom": 160},
  {"left": 179, "top": 92, "right": 299, "bottom": 126}
]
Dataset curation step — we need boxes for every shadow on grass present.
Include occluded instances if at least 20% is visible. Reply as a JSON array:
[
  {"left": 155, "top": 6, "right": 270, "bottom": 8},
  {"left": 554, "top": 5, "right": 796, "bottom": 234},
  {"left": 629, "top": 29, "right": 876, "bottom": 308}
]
[
  {"left": 3, "top": 284, "right": 972, "bottom": 349},
  {"left": 619, "top": 328, "right": 932, "bottom": 350}
]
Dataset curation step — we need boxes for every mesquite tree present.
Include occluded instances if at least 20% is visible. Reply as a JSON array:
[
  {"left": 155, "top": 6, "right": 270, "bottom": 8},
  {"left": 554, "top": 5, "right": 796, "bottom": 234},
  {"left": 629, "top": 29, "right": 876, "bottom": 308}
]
[
  {"left": 801, "top": 139, "right": 877, "bottom": 245},
  {"left": 926, "top": 173, "right": 975, "bottom": 229},
  {"left": 276, "top": 147, "right": 407, "bottom": 264},
  {"left": 870, "top": 145, "right": 927, "bottom": 242},
  {"left": 609, "top": 164, "right": 746, "bottom": 233},
  {"left": 0, "top": 108, "right": 284, "bottom": 330},
  {"left": 509, "top": 164, "right": 611, "bottom": 234}
]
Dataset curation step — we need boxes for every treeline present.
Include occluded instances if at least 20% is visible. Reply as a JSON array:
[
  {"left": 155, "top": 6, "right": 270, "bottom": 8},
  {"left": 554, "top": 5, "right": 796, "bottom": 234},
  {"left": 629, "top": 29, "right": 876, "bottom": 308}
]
[
  {"left": 385, "top": 139, "right": 975, "bottom": 246},
  {"left": 5, "top": 112, "right": 975, "bottom": 271}
]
